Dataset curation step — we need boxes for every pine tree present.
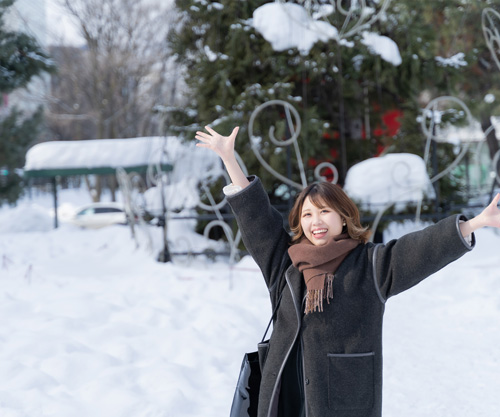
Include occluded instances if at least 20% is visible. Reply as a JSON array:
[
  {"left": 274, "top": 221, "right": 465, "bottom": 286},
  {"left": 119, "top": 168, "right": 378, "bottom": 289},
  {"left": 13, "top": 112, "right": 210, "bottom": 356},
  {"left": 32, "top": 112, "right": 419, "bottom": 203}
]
[
  {"left": 167, "top": 0, "right": 495, "bottom": 204},
  {"left": 0, "top": 0, "right": 55, "bottom": 204}
]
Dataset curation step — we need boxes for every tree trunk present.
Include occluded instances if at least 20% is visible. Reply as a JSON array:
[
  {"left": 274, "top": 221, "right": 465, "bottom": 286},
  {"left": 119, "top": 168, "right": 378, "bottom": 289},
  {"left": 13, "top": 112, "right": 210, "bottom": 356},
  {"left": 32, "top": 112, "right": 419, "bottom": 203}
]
[
  {"left": 84, "top": 175, "right": 102, "bottom": 202},
  {"left": 109, "top": 174, "right": 117, "bottom": 202}
]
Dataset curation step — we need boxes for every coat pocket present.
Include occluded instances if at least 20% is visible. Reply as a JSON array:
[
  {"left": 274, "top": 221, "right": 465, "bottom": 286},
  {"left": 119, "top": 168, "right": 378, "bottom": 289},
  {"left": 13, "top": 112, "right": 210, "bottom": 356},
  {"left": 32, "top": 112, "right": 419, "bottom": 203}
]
[{"left": 327, "top": 352, "right": 375, "bottom": 411}]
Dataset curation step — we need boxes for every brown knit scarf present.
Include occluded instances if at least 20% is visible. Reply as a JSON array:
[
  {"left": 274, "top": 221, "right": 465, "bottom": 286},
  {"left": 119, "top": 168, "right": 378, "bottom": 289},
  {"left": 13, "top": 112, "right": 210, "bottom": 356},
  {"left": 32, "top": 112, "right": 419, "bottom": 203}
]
[{"left": 288, "top": 233, "right": 360, "bottom": 314}]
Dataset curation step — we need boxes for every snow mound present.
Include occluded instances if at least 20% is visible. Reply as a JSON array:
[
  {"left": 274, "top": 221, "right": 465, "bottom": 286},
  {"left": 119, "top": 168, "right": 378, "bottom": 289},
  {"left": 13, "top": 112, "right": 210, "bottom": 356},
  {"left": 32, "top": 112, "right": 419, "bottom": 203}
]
[
  {"left": 0, "top": 204, "right": 53, "bottom": 233},
  {"left": 344, "top": 153, "right": 435, "bottom": 211}
]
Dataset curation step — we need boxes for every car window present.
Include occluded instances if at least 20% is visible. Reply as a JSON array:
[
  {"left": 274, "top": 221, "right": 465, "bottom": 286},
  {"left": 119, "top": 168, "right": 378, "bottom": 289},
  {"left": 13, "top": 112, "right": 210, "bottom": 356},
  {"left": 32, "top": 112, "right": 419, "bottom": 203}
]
[
  {"left": 78, "top": 208, "right": 95, "bottom": 216},
  {"left": 95, "top": 207, "right": 123, "bottom": 214}
]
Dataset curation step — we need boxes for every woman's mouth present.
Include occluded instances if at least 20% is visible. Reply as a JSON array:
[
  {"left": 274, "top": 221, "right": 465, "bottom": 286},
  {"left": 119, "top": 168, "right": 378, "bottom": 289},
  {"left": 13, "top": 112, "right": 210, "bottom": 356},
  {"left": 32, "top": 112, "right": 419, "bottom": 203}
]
[{"left": 312, "top": 229, "right": 328, "bottom": 238}]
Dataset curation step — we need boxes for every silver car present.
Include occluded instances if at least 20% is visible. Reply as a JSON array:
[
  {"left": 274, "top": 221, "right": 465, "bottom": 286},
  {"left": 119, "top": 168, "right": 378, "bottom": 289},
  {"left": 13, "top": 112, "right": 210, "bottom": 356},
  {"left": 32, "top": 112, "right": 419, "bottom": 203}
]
[{"left": 70, "top": 202, "right": 127, "bottom": 229}]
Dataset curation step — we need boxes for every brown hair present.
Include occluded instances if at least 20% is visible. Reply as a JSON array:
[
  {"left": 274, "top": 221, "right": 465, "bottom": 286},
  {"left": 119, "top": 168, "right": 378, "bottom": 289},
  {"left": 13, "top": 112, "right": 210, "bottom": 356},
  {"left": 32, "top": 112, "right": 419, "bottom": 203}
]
[{"left": 288, "top": 182, "right": 370, "bottom": 244}]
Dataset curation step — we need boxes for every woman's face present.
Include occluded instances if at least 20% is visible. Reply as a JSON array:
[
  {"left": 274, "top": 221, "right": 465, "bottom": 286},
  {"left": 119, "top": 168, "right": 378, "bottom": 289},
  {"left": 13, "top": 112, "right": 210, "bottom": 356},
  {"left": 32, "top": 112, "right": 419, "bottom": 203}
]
[{"left": 300, "top": 196, "right": 344, "bottom": 246}]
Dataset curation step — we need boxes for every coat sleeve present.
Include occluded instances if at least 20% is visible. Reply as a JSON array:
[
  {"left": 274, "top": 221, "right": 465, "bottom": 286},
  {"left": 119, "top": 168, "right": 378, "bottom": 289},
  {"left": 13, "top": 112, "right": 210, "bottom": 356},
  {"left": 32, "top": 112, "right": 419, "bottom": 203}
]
[
  {"left": 227, "top": 176, "right": 291, "bottom": 296},
  {"left": 371, "top": 214, "right": 475, "bottom": 302}
]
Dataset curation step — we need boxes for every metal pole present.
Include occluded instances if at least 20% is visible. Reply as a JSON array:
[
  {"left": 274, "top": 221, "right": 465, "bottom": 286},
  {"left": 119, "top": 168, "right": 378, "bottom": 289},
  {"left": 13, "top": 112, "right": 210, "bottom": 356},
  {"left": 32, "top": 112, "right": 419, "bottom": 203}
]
[
  {"left": 52, "top": 176, "right": 59, "bottom": 229},
  {"left": 157, "top": 172, "right": 171, "bottom": 263},
  {"left": 336, "top": 42, "right": 347, "bottom": 183}
]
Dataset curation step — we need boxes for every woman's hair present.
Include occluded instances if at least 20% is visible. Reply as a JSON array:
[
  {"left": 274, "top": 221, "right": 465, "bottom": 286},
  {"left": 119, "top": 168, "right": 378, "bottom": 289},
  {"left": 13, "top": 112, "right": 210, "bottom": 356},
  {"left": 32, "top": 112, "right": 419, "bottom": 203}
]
[{"left": 288, "top": 182, "right": 370, "bottom": 244}]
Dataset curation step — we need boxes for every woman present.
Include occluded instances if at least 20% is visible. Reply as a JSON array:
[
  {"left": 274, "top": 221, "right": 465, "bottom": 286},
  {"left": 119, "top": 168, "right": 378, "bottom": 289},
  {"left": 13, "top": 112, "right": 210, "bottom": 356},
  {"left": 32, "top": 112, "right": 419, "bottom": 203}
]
[{"left": 195, "top": 125, "right": 500, "bottom": 417}]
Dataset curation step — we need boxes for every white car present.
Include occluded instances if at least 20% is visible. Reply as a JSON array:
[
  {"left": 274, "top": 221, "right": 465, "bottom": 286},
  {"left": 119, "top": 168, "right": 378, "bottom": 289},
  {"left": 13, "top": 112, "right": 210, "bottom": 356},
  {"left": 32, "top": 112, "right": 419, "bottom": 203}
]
[{"left": 70, "top": 202, "right": 128, "bottom": 229}]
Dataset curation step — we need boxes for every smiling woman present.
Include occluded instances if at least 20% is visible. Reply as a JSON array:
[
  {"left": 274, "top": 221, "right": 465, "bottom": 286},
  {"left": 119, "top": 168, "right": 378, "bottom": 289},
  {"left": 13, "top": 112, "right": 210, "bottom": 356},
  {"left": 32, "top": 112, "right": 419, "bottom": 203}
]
[
  {"left": 300, "top": 198, "right": 343, "bottom": 245},
  {"left": 195, "top": 123, "right": 500, "bottom": 417},
  {"left": 288, "top": 181, "right": 370, "bottom": 245}
]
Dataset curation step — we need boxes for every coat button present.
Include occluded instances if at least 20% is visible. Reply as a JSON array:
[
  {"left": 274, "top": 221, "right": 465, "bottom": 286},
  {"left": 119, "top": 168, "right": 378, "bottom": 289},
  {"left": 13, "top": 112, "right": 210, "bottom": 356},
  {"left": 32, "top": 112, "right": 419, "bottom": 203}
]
[{"left": 305, "top": 378, "right": 310, "bottom": 385}]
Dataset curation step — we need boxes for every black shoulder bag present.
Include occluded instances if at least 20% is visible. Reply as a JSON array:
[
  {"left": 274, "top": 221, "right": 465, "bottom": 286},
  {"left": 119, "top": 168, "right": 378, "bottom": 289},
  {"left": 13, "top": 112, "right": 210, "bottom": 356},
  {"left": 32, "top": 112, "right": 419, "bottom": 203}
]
[{"left": 229, "top": 290, "right": 284, "bottom": 417}]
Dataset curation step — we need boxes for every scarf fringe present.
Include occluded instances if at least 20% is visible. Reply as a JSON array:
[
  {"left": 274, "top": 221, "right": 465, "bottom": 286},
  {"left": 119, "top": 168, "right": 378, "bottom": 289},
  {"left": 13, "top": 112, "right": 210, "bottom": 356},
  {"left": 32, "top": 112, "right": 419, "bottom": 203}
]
[{"left": 305, "top": 273, "right": 335, "bottom": 314}]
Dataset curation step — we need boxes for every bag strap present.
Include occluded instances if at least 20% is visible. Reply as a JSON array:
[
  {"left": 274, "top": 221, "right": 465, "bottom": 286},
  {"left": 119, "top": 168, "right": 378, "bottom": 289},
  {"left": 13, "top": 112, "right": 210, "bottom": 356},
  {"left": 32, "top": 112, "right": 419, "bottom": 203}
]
[{"left": 260, "top": 290, "right": 284, "bottom": 343}]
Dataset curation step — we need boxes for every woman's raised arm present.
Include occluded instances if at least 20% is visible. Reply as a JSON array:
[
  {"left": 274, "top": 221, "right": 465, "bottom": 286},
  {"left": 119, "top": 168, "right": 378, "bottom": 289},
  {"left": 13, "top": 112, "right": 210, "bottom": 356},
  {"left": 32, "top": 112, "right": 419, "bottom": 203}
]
[{"left": 195, "top": 125, "right": 250, "bottom": 190}]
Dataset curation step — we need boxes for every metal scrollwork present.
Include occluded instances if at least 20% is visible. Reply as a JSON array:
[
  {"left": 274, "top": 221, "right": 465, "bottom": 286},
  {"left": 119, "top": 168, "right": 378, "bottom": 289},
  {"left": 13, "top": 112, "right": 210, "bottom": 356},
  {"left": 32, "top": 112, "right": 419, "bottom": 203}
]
[
  {"left": 368, "top": 96, "right": 475, "bottom": 241},
  {"left": 198, "top": 170, "right": 231, "bottom": 212},
  {"left": 472, "top": 124, "right": 498, "bottom": 195},
  {"left": 197, "top": 167, "right": 243, "bottom": 264},
  {"left": 482, "top": 8, "right": 500, "bottom": 72},
  {"left": 122, "top": 89, "right": 498, "bottom": 260},
  {"left": 493, "top": 148, "right": 500, "bottom": 185},
  {"left": 420, "top": 96, "right": 472, "bottom": 184},
  {"left": 314, "top": 162, "right": 339, "bottom": 184},
  {"left": 248, "top": 99, "right": 308, "bottom": 190}
]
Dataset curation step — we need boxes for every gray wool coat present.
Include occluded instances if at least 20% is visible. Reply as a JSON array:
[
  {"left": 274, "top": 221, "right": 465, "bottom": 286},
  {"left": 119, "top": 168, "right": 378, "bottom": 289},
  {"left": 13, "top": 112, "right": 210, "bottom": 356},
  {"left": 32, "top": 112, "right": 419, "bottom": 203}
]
[{"left": 227, "top": 176, "right": 475, "bottom": 417}]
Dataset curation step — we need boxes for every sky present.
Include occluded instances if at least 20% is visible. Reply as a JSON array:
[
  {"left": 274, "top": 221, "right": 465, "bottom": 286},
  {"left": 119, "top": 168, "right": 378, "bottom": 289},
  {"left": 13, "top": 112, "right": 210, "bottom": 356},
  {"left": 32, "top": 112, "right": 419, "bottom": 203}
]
[
  {"left": 45, "top": 0, "right": 84, "bottom": 46},
  {"left": 43, "top": 0, "right": 176, "bottom": 47}
]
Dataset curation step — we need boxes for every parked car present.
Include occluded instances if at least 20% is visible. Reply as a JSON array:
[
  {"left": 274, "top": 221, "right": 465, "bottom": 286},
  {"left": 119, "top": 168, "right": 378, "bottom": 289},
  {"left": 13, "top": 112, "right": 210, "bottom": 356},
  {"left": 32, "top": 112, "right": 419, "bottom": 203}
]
[{"left": 70, "top": 202, "right": 128, "bottom": 229}]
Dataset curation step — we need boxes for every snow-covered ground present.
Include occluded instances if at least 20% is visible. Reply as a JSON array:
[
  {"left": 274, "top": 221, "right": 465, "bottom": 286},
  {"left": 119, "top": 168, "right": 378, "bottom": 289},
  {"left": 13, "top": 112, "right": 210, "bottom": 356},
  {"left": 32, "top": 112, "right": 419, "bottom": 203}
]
[{"left": 1, "top": 188, "right": 500, "bottom": 417}]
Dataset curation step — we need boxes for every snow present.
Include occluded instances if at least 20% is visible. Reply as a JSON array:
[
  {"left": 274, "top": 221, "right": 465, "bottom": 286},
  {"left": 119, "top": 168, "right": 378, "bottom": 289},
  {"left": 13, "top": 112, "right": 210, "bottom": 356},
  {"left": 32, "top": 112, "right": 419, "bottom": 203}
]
[
  {"left": 251, "top": 3, "right": 401, "bottom": 64},
  {"left": 435, "top": 52, "right": 467, "bottom": 68},
  {"left": 252, "top": 3, "right": 338, "bottom": 54},
  {"left": 344, "top": 153, "right": 435, "bottom": 211},
  {"left": 1, "top": 186, "right": 500, "bottom": 416},
  {"left": 24, "top": 137, "right": 197, "bottom": 172},
  {"left": 0, "top": 204, "right": 53, "bottom": 233},
  {"left": 485, "top": 93, "right": 496, "bottom": 104},
  {"left": 4, "top": 135, "right": 500, "bottom": 416},
  {"left": 361, "top": 31, "right": 402, "bottom": 66},
  {"left": 204, "top": 45, "right": 228, "bottom": 62}
]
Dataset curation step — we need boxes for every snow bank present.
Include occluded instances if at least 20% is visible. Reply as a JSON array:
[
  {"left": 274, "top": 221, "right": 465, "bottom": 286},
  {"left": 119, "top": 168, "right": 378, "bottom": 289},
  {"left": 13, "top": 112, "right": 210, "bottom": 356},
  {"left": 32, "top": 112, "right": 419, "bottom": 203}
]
[
  {"left": 344, "top": 153, "right": 435, "bottom": 211},
  {"left": 1, "top": 194, "right": 500, "bottom": 417},
  {"left": 0, "top": 204, "right": 53, "bottom": 233}
]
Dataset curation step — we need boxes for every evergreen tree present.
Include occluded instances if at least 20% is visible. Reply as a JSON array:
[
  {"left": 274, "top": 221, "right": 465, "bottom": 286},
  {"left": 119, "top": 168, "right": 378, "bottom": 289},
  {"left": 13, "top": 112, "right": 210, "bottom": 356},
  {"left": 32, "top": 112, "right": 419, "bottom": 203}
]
[
  {"left": 168, "top": 0, "right": 496, "bottom": 205},
  {"left": 0, "top": 0, "right": 55, "bottom": 205}
]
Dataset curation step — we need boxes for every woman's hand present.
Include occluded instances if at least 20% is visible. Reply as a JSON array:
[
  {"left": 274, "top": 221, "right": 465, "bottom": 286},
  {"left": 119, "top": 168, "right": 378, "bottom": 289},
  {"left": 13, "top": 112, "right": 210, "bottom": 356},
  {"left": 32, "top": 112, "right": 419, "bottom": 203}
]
[
  {"left": 195, "top": 126, "right": 239, "bottom": 163},
  {"left": 476, "top": 193, "right": 500, "bottom": 229},
  {"left": 460, "top": 193, "right": 500, "bottom": 237},
  {"left": 195, "top": 125, "right": 250, "bottom": 190}
]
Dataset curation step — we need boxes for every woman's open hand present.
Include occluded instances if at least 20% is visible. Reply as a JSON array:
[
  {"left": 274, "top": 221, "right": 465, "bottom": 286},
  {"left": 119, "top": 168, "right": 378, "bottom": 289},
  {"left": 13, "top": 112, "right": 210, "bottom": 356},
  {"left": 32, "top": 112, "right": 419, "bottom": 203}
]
[
  {"left": 195, "top": 126, "right": 239, "bottom": 163},
  {"left": 477, "top": 193, "right": 500, "bottom": 229},
  {"left": 195, "top": 124, "right": 250, "bottom": 190},
  {"left": 460, "top": 193, "right": 500, "bottom": 237}
]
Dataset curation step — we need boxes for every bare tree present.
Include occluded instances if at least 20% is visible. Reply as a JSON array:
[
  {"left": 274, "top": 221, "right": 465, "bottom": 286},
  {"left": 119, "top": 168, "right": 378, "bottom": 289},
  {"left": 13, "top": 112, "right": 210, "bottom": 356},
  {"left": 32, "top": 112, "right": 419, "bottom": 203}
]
[{"left": 47, "top": 0, "right": 181, "bottom": 201}]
